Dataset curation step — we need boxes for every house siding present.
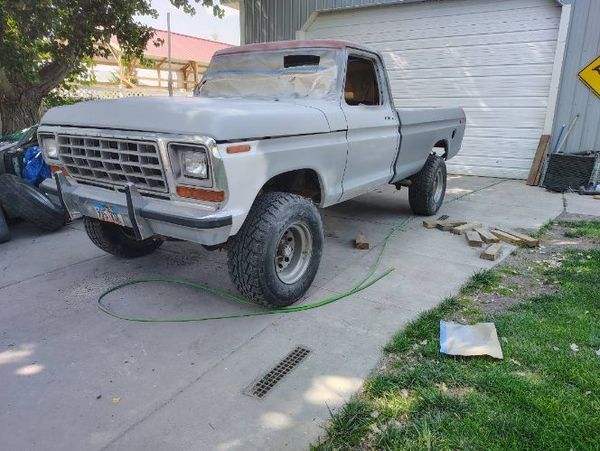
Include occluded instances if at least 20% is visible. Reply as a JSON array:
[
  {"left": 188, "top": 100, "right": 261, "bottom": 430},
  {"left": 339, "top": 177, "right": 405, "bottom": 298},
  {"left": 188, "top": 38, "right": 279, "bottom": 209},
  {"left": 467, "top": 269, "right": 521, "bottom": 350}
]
[{"left": 550, "top": 0, "right": 600, "bottom": 154}]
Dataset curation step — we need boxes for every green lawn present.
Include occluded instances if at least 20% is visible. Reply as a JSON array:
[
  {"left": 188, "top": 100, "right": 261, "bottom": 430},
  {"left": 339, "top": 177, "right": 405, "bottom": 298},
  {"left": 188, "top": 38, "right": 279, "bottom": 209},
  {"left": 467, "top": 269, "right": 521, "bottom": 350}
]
[{"left": 312, "top": 221, "right": 600, "bottom": 450}]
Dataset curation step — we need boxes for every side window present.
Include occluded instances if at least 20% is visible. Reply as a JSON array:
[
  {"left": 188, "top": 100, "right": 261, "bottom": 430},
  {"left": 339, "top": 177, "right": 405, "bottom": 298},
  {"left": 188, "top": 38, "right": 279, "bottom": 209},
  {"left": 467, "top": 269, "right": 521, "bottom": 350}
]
[{"left": 344, "top": 56, "right": 381, "bottom": 106}]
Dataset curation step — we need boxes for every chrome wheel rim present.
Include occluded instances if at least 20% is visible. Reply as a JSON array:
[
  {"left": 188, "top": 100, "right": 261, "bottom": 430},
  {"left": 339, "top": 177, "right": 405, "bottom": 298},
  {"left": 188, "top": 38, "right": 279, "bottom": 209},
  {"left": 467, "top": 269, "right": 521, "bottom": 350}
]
[
  {"left": 275, "top": 222, "right": 313, "bottom": 285},
  {"left": 433, "top": 169, "right": 444, "bottom": 204}
]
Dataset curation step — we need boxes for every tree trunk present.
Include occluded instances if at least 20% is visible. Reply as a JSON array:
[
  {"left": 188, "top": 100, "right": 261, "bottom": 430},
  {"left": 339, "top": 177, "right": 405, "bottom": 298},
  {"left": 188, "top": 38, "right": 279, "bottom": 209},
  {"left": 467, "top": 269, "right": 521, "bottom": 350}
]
[{"left": 0, "top": 91, "right": 43, "bottom": 136}]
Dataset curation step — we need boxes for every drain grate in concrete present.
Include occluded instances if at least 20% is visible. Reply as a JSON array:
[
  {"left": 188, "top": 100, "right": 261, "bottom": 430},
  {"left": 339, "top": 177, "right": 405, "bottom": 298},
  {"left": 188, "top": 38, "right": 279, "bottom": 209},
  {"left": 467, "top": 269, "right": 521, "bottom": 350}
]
[{"left": 247, "top": 346, "right": 311, "bottom": 398}]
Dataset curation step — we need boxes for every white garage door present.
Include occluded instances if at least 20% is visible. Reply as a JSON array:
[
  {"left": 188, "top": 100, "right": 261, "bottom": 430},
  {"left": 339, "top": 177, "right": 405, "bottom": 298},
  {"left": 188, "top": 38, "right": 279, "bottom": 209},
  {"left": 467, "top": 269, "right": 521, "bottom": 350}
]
[{"left": 301, "top": 0, "right": 562, "bottom": 179}]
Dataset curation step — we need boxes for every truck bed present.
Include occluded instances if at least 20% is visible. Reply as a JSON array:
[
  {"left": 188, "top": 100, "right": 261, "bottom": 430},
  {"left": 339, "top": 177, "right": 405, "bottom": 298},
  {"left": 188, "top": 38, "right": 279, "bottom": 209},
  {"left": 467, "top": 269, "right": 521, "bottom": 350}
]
[{"left": 392, "top": 107, "right": 466, "bottom": 182}]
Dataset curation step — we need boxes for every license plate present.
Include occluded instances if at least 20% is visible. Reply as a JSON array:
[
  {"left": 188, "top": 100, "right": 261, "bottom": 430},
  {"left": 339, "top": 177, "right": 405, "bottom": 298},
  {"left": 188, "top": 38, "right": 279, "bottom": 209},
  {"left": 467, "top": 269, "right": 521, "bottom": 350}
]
[{"left": 93, "top": 203, "right": 126, "bottom": 226}]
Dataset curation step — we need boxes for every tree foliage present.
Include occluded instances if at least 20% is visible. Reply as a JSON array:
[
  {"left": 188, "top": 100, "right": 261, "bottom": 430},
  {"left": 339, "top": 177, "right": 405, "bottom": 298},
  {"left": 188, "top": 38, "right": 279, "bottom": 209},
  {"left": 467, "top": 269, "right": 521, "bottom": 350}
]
[{"left": 0, "top": 0, "right": 224, "bottom": 134}]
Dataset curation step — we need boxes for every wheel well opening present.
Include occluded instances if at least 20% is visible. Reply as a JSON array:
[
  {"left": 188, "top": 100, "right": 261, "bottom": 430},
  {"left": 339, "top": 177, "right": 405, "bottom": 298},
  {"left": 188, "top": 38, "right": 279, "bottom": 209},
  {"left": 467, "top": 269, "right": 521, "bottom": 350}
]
[
  {"left": 433, "top": 140, "right": 448, "bottom": 159},
  {"left": 260, "top": 169, "right": 322, "bottom": 204}
]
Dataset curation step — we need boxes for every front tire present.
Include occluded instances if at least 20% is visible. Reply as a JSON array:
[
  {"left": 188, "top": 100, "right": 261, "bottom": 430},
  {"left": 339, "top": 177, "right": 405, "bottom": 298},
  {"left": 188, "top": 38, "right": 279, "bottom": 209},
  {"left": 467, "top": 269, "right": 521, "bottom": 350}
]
[
  {"left": 227, "top": 192, "right": 324, "bottom": 308},
  {"left": 84, "top": 217, "right": 163, "bottom": 258},
  {"left": 408, "top": 154, "right": 447, "bottom": 216}
]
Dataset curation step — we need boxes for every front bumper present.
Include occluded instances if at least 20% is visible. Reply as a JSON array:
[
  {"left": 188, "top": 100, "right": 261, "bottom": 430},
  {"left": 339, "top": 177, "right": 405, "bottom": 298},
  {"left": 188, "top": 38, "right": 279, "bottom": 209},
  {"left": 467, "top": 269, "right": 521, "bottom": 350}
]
[{"left": 41, "top": 174, "right": 232, "bottom": 245}]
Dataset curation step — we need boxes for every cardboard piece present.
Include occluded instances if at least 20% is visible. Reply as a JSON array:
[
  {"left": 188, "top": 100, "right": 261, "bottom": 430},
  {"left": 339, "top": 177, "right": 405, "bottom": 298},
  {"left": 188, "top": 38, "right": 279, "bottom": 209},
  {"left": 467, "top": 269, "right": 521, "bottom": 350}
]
[{"left": 439, "top": 320, "right": 503, "bottom": 359}]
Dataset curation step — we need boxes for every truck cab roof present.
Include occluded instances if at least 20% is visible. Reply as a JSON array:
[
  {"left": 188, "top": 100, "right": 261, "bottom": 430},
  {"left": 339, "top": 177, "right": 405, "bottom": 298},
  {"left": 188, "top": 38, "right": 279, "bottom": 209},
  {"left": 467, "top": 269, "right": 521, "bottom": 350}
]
[{"left": 214, "top": 39, "right": 378, "bottom": 57}]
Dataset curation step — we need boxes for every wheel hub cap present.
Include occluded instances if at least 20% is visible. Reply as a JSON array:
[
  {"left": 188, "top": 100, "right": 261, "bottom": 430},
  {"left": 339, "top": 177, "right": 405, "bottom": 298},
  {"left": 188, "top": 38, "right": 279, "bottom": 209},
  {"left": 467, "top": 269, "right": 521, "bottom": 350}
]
[
  {"left": 275, "top": 223, "right": 312, "bottom": 285},
  {"left": 433, "top": 169, "right": 444, "bottom": 204}
]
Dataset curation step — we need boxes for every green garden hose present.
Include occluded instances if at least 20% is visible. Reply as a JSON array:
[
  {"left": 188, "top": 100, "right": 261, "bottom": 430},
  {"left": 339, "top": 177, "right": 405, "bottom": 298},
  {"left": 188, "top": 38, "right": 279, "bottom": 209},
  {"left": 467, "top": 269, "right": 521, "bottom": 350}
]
[
  {"left": 97, "top": 179, "right": 506, "bottom": 323},
  {"left": 97, "top": 217, "right": 411, "bottom": 322}
]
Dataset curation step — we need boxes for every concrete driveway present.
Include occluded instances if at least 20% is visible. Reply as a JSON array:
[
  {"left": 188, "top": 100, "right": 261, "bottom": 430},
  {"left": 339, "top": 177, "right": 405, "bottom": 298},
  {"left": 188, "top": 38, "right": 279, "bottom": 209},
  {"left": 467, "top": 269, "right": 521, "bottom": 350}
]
[{"left": 1, "top": 176, "right": 598, "bottom": 450}]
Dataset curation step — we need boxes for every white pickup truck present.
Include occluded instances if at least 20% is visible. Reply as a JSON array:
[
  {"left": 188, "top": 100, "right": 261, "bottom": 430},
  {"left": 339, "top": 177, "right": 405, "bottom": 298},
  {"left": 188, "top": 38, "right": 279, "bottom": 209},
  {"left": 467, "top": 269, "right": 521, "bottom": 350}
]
[{"left": 39, "top": 39, "right": 465, "bottom": 307}]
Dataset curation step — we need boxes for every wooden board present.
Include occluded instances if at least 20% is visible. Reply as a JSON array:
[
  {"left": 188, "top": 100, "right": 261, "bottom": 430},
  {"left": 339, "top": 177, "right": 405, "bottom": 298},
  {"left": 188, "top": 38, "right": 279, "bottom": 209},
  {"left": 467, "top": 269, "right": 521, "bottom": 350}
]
[
  {"left": 451, "top": 223, "right": 482, "bottom": 235},
  {"left": 355, "top": 233, "right": 369, "bottom": 250},
  {"left": 527, "top": 134, "right": 551, "bottom": 186},
  {"left": 494, "top": 228, "right": 539, "bottom": 247},
  {"left": 436, "top": 220, "right": 467, "bottom": 231},
  {"left": 474, "top": 227, "right": 500, "bottom": 244},
  {"left": 490, "top": 229, "right": 524, "bottom": 246},
  {"left": 465, "top": 230, "right": 484, "bottom": 247},
  {"left": 481, "top": 243, "right": 502, "bottom": 261}
]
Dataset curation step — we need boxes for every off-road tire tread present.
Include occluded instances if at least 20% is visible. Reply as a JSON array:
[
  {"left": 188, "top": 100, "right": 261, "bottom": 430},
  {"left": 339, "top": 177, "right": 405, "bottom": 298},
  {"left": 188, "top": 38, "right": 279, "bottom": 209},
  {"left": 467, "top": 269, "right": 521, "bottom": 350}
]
[
  {"left": 408, "top": 154, "right": 447, "bottom": 216},
  {"left": 84, "top": 217, "right": 163, "bottom": 258},
  {"left": 227, "top": 192, "right": 323, "bottom": 307},
  {"left": 0, "top": 174, "right": 65, "bottom": 231}
]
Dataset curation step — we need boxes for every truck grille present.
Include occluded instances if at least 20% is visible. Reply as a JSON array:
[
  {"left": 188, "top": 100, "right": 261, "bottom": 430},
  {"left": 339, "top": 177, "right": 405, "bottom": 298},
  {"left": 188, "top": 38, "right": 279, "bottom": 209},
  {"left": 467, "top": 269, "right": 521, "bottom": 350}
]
[{"left": 56, "top": 135, "right": 168, "bottom": 193}]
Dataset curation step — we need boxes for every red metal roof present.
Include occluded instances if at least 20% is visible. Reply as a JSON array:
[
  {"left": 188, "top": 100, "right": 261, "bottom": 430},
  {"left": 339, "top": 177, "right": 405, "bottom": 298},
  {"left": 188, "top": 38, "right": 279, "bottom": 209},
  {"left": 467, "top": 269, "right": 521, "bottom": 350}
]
[
  {"left": 214, "top": 39, "right": 356, "bottom": 56},
  {"left": 108, "top": 30, "right": 233, "bottom": 64},
  {"left": 146, "top": 30, "right": 233, "bottom": 63}
]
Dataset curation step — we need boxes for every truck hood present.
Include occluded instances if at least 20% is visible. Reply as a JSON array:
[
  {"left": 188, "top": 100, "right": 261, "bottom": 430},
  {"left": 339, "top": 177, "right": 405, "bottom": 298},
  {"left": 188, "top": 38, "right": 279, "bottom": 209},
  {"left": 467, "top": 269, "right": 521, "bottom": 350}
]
[{"left": 40, "top": 96, "right": 331, "bottom": 140}]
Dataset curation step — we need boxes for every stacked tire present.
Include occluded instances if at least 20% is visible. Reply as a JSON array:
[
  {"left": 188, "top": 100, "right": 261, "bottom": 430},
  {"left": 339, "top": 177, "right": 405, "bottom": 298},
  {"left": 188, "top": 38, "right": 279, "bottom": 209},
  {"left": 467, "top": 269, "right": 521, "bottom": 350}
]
[
  {"left": 0, "top": 174, "right": 66, "bottom": 243},
  {"left": 0, "top": 207, "right": 9, "bottom": 243}
]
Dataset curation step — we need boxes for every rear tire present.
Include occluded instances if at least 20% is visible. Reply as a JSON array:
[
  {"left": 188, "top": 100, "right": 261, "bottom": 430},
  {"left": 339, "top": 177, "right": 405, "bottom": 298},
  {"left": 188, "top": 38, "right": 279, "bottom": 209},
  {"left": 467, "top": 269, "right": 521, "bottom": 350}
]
[
  {"left": 84, "top": 217, "right": 163, "bottom": 258},
  {"left": 227, "top": 192, "right": 324, "bottom": 308},
  {"left": 408, "top": 154, "right": 447, "bottom": 216},
  {"left": 0, "top": 174, "right": 65, "bottom": 231}
]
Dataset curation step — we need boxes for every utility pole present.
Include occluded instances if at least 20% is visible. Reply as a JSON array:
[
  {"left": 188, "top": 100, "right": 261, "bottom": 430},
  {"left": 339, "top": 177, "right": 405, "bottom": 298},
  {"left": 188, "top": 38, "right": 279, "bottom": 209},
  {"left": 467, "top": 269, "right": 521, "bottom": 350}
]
[{"left": 167, "top": 12, "right": 173, "bottom": 97}]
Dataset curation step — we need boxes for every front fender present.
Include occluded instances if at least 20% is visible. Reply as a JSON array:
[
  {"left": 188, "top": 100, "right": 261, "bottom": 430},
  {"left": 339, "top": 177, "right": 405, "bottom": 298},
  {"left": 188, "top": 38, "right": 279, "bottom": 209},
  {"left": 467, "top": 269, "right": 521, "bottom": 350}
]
[{"left": 217, "top": 132, "right": 348, "bottom": 234}]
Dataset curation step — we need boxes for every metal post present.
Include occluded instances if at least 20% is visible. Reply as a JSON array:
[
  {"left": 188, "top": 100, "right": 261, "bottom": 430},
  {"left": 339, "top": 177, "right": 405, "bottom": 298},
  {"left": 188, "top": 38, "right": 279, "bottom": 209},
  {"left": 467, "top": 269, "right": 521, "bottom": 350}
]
[{"left": 167, "top": 12, "right": 173, "bottom": 97}]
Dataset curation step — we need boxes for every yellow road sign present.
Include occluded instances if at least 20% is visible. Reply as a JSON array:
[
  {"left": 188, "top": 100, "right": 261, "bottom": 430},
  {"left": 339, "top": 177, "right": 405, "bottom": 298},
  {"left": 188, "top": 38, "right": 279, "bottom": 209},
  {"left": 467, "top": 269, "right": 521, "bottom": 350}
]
[{"left": 579, "top": 55, "right": 600, "bottom": 98}]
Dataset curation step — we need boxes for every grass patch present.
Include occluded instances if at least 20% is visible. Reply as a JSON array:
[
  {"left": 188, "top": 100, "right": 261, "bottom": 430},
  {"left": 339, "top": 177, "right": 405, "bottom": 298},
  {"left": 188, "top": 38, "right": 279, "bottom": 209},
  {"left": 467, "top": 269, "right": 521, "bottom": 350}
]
[
  {"left": 562, "top": 220, "right": 600, "bottom": 239},
  {"left": 460, "top": 269, "right": 502, "bottom": 294},
  {"left": 531, "top": 220, "right": 554, "bottom": 238},
  {"left": 313, "top": 230, "right": 600, "bottom": 450}
]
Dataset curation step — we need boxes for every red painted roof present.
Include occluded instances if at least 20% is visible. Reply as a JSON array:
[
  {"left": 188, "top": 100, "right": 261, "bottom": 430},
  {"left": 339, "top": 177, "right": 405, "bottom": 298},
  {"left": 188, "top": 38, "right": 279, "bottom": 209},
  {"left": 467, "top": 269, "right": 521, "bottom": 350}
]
[
  {"left": 147, "top": 30, "right": 233, "bottom": 63},
  {"left": 215, "top": 39, "right": 356, "bottom": 56},
  {"left": 109, "top": 30, "right": 233, "bottom": 63}
]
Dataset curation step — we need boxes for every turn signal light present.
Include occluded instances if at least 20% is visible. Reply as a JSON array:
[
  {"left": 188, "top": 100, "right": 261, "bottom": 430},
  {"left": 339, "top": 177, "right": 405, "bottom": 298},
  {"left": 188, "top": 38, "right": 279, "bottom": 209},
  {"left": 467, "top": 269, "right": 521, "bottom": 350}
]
[
  {"left": 50, "top": 165, "right": 69, "bottom": 177},
  {"left": 176, "top": 185, "right": 225, "bottom": 202},
  {"left": 226, "top": 144, "right": 251, "bottom": 154}
]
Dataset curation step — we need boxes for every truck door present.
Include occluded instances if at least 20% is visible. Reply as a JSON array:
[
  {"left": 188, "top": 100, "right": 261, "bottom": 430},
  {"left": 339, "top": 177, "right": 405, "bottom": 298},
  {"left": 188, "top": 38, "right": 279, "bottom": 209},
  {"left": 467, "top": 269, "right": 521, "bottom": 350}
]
[{"left": 339, "top": 52, "right": 400, "bottom": 201}]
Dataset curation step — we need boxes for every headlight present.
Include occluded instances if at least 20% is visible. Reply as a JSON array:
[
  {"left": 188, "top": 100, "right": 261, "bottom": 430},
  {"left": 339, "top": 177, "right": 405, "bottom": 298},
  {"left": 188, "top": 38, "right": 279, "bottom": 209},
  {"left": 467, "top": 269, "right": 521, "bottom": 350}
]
[
  {"left": 182, "top": 149, "right": 208, "bottom": 179},
  {"left": 168, "top": 143, "right": 211, "bottom": 185},
  {"left": 40, "top": 135, "right": 58, "bottom": 159}
]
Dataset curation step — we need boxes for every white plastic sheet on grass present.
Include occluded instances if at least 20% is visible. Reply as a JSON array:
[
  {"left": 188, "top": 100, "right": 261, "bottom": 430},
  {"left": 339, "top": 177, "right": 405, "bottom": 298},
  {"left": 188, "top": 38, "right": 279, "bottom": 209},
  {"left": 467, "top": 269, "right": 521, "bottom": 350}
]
[{"left": 440, "top": 321, "right": 503, "bottom": 359}]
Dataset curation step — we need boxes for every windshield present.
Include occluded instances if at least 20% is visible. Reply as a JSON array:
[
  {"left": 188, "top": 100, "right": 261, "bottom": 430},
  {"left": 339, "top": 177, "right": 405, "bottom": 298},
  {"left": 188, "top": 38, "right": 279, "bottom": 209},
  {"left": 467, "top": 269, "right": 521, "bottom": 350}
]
[{"left": 195, "top": 49, "right": 340, "bottom": 100}]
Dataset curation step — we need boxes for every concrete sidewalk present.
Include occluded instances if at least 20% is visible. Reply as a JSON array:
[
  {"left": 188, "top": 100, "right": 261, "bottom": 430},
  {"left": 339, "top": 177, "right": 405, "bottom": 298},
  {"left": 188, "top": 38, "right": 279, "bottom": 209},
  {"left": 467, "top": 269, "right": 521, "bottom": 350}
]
[{"left": 1, "top": 176, "right": 598, "bottom": 450}]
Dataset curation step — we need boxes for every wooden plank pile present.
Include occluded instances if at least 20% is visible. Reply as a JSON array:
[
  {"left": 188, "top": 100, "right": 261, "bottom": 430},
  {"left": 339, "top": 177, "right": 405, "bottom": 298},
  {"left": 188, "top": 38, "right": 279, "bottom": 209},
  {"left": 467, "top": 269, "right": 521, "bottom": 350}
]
[{"left": 422, "top": 218, "right": 539, "bottom": 261}]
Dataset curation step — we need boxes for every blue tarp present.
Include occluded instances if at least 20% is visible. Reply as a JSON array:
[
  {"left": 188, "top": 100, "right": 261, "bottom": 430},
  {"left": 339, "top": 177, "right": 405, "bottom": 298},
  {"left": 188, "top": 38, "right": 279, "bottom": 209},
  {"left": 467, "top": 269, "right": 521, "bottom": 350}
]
[{"left": 22, "top": 145, "right": 51, "bottom": 186}]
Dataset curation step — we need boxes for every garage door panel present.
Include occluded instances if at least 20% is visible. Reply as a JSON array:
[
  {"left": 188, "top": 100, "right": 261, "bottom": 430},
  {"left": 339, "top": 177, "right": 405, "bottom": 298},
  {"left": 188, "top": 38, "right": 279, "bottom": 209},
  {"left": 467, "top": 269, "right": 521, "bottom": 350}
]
[
  {"left": 362, "top": 29, "right": 560, "bottom": 53},
  {"left": 382, "top": 42, "right": 557, "bottom": 70},
  {"left": 303, "top": 0, "right": 561, "bottom": 179},
  {"left": 309, "top": 16, "right": 560, "bottom": 44},
  {"left": 309, "top": 0, "right": 555, "bottom": 31},
  {"left": 390, "top": 76, "right": 552, "bottom": 98},
  {"left": 395, "top": 97, "right": 549, "bottom": 109},
  {"left": 445, "top": 164, "right": 530, "bottom": 179},
  {"left": 383, "top": 29, "right": 558, "bottom": 53},
  {"left": 450, "top": 155, "right": 534, "bottom": 170},
  {"left": 387, "top": 63, "right": 554, "bottom": 81},
  {"left": 463, "top": 127, "right": 543, "bottom": 140},
  {"left": 459, "top": 137, "right": 539, "bottom": 159},
  {"left": 463, "top": 108, "right": 547, "bottom": 129}
]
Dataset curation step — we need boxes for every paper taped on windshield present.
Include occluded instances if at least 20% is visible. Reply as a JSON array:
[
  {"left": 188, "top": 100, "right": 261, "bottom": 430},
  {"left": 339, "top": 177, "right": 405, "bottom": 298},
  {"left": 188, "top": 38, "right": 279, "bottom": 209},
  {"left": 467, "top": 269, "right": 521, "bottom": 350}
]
[{"left": 198, "top": 49, "right": 339, "bottom": 100}]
